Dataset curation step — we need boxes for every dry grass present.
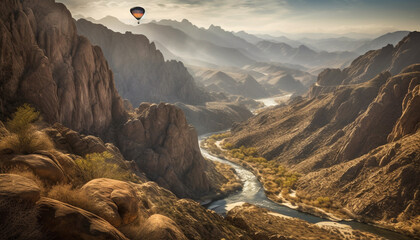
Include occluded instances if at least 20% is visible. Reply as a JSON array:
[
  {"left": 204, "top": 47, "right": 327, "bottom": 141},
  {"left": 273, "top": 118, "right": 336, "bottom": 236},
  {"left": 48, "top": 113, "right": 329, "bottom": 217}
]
[
  {"left": 0, "top": 167, "right": 47, "bottom": 195},
  {"left": 47, "top": 184, "right": 102, "bottom": 216},
  {"left": 0, "top": 130, "right": 54, "bottom": 155}
]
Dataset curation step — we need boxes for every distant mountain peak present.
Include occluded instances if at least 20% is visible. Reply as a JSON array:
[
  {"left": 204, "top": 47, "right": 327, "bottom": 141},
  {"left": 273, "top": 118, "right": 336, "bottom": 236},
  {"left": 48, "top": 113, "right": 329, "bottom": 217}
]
[
  {"left": 181, "top": 19, "right": 192, "bottom": 24},
  {"left": 208, "top": 24, "right": 223, "bottom": 32}
]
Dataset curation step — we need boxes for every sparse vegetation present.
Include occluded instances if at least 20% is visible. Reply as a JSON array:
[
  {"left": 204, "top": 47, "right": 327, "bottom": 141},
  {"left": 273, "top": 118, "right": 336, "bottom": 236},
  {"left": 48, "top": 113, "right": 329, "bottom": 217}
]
[
  {"left": 203, "top": 133, "right": 300, "bottom": 195},
  {"left": 209, "top": 132, "right": 231, "bottom": 141},
  {"left": 75, "top": 151, "right": 138, "bottom": 183},
  {"left": 0, "top": 104, "right": 54, "bottom": 155},
  {"left": 47, "top": 184, "right": 101, "bottom": 216}
]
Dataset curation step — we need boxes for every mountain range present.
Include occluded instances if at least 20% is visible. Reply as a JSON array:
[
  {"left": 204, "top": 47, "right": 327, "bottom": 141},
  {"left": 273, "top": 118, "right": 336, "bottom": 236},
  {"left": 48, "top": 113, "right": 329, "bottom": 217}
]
[{"left": 227, "top": 32, "right": 420, "bottom": 236}]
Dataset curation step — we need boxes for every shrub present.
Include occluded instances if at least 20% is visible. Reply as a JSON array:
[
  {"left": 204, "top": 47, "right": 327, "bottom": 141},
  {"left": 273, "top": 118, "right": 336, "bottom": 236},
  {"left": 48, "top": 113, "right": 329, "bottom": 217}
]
[
  {"left": 75, "top": 151, "right": 138, "bottom": 183},
  {"left": 0, "top": 104, "right": 54, "bottom": 155},
  {"left": 209, "top": 132, "right": 231, "bottom": 141},
  {"left": 47, "top": 184, "right": 101, "bottom": 216},
  {"left": 222, "top": 142, "right": 234, "bottom": 150},
  {"left": 315, "top": 197, "right": 332, "bottom": 208}
]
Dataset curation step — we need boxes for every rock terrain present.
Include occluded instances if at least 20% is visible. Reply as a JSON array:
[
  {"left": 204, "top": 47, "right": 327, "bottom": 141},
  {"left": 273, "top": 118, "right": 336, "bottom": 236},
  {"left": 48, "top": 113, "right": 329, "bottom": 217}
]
[
  {"left": 226, "top": 203, "right": 381, "bottom": 240},
  {"left": 76, "top": 19, "right": 211, "bottom": 106},
  {"left": 0, "top": 0, "right": 225, "bottom": 200},
  {"left": 228, "top": 36, "right": 420, "bottom": 236},
  {"left": 309, "top": 32, "right": 420, "bottom": 98},
  {"left": 0, "top": 0, "right": 126, "bottom": 137}
]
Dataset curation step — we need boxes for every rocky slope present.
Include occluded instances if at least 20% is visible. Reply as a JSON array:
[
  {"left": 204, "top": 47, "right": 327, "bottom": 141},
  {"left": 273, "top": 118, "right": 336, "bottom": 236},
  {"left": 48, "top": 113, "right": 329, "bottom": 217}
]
[
  {"left": 0, "top": 0, "right": 126, "bottom": 137},
  {"left": 228, "top": 58, "right": 420, "bottom": 236},
  {"left": 0, "top": 0, "right": 227, "bottom": 200},
  {"left": 355, "top": 31, "right": 410, "bottom": 54},
  {"left": 0, "top": 121, "right": 249, "bottom": 240},
  {"left": 226, "top": 203, "right": 381, "bottom": 240},
  {"left": 76, "top": 19, "right": 211, "bottom": 106},
  {"left": 309, "top": 31, "right": 420, "bottom": 98}
]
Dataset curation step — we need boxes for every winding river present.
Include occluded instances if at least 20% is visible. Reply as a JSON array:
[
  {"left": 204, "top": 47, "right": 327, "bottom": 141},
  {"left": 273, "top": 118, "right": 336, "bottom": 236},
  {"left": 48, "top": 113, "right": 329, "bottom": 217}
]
[{"left": 198, "top": 96, "right": 412, "bottom": 240}]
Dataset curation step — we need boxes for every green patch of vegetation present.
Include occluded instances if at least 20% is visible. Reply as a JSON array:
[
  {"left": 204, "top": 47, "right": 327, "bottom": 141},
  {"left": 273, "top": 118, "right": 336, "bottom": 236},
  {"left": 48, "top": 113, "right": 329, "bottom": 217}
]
[
  {"left": 75, "top": 151, "right": 138, "bottom": 183},
  {"left": 203, "top": 132, "right": 299, "bottom": 194},
  {"left": 209, "top": 132, "right": 231, "bottom": 141},
  {"left": 0, "top": 104, "right": 54, "bottom": 155}
]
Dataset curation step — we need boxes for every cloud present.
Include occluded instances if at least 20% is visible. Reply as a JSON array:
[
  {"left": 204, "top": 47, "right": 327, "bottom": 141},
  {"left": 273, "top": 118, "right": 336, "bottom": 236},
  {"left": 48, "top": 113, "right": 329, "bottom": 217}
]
[{"left": 57, "top": 0, "right": 420, "bottom": 36}]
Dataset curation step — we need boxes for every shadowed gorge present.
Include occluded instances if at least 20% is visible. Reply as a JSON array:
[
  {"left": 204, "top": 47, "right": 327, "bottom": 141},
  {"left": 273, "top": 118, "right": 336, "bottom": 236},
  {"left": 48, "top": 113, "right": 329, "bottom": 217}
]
[{"left": 1, "top": 0, "right": 419, "bottom": 239}]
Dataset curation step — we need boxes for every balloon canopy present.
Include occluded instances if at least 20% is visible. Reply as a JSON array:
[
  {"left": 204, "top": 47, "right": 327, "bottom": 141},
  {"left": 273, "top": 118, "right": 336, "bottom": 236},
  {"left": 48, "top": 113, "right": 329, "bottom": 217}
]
[{"left": 130, "top": 7, "right": 145, "bottom": 24}]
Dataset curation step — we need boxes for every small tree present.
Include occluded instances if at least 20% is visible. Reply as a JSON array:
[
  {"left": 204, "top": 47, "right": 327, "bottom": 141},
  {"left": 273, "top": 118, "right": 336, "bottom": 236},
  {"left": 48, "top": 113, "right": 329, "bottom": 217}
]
[
  {"left": 0, "top": 104, "right": 53, "bottom": 154},
  {"left": 75, "top": 151, "right": 138, "bottom": 183}
]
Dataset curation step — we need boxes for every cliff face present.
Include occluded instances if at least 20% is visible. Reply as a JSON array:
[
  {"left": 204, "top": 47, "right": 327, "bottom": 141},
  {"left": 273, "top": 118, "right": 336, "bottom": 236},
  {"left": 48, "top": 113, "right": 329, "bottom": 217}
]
[
  {"left": 76, "top": 19, "right": 211, "bottom": 106},
  {"left": 0, "top": 0, "right": 126, "bottom": 137},
  {"left": 117, "top": 103, "right": 212, "bottom": 198},
  {"left": 0, "top": 0, "right": 221, "bottom": 200},
  {"left": 309, "top": 32, "right": 420, "bottom": 98}
]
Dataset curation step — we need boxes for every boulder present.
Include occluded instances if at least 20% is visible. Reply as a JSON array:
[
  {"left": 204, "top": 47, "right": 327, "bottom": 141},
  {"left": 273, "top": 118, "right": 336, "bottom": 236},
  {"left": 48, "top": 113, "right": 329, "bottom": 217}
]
[
  {"left": 0, "top": 174, "right": 40, "bottom": 204},
  {"left": 37, "top": 197, "right": 128, "bottom": 240},
  {"left": 81, "top": 178, "right": 140, "bottom": 227},
  {"left": 138, "top": 214, "right": 187, "bottom": 240},
  {"left": 3, "top": 154, "right": 66, "bottom": 183}
]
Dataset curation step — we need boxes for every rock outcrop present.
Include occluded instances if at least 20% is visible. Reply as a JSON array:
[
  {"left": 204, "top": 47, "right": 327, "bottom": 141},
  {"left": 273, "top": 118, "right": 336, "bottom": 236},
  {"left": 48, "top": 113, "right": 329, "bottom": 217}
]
[
  {"left": 0, "top": 0, "right": 126, "bottom": 137},
  {"left": 81, "top": 178, "right": 140, "bottom": 227},
  {"left": 117, "top": 103, "right": 213, "bottom": 198},
  {"left": 137, "top": 214, "right": 188, "bottom": 240},
  {"left": 37, "top": 197, "right": 128, "bottom": 240},
  {"left": 76, "top": 19, "right": 212, "bottom": 106},
  {"left": 337, "top": 65, "right": 420, "bottom": 161},
  {"left": 0, "top": 174, "right": 40, "bottom": 203}
]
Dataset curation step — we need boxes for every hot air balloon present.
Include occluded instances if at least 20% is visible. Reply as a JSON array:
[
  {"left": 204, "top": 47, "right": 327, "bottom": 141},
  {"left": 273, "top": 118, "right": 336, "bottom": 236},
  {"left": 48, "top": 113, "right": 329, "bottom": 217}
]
[{"left": 130, "top": 7, "right": 145, "bottom": 24}]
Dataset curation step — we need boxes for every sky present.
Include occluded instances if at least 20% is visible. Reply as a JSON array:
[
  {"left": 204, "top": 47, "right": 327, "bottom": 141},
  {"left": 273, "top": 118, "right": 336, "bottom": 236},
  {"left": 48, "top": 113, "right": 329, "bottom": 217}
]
[{"left": 57, "top": 0, "right": 420, "bottom": 38}]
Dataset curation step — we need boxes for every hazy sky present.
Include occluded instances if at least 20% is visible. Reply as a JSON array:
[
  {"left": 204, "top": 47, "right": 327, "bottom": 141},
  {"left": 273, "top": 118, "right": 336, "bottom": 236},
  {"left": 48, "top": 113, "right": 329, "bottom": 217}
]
[{"left": 58, "top": 0, "right": 420, "bottom": 37}]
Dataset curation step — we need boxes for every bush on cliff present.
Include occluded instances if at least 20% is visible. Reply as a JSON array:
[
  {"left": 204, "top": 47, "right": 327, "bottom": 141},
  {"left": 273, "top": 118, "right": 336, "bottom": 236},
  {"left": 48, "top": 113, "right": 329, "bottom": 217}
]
[
  {"left": 0, "top": 104, "right": 54, "bottom": 155},
  {"left": 75, "top": 151, "right": 138, "bottom": 183}
]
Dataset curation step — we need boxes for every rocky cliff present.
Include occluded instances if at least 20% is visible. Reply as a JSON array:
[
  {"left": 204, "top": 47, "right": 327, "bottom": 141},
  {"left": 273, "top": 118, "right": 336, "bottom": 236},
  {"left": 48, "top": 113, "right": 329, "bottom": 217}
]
[
  {"left": 116, "top": 103, "right": 213, "bottom": 198},
  {"left": 76, "top": 19, "right": 211, "bottom": 106},
  {"left": 0, "top": 0, "right": 126, "bottom": 137},
  {"left": 0, "top": 0, "right": 224, "bottom": 200},
  {"left": 228, "top": 58, "right": 420, "bottom": 235}
]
